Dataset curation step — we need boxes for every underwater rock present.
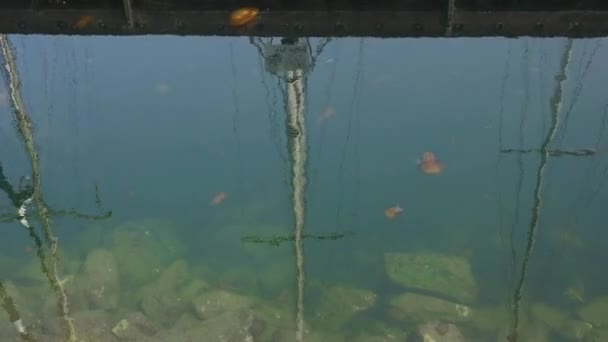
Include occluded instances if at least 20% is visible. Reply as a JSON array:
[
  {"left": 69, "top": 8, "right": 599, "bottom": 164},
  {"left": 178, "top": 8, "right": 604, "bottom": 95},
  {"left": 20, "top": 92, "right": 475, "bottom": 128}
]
[
  {"left": 171, "top": 312, "right": 200, "bottom": 331},
  {"left": 82, "top": 248, "right": 119, "bottom": 310},
  {"left": 350, "top": 319, "right": 408, "bottom": 342},
  {"left": 418, "top": 321, "right": 464, "bottom": 342},
  {"left": 14, "top": 248, "right": 80, "bottom": 286},
  {"left": 268, "top": 328, "right": 345, "bottom": 342},
  {"left": 496, "top": 321, "right": 550, "bottom": 342},
  {"left": 111, "top": 319, "right": 141, "bottom": 340},
  {"left": 120, "top": 311, "right": 159, "bottom": 338},
  {"left": 312, "top": 284, "right": 377, "bottom": 330},
  {"left": 579, "top": 295, "right": 608, "bottom": 327},
  {"left": 0, "top": 281, "right": 35, "bottom": 322},
  {"left": 388, "top": 293, "right": 472, "bottom": 324},
  {"left": 139, "top": 258, "right": 209, "bottom": 322},
  {"left": 470, "top": 306, "right": 508, "bottom": 332},
  {"left": 139, "top": 260, "right": 207, "bottom": 326},
  {"left": 384, "top": 252, "right": 478, "bottom": 304},
  {"left": 192, "top": 290, "right": 254, "bottom": 321},
  {"left": 585, "top": 327, "right": 608, "bottom": 341},
  {"left": 110, "top": 219, "right": 184, "bottom": 287},
  {"left": 531, "top": 302, "right": 592, "bottom": 340},
  {"left": 154, "top": 259, "right": 190, "bottom": 290},
  {"left": 73, "top": 310, "right": 116, "bottom": 342},
  {"left": 248, "top": 298, "right": 298, "bottom": 340},
  {"left": 140, "top": 289, "right": 183, "bottom": 327},
  {"left": 352, "top": 334, "right": 406, "bottom": 342},
  {"left": 111, "top": 312, "right": 158, "bottom": 341},
  {"left": 40, "top": 272, "right": 89, "bottom": 319},
  {"left": 146, "top": 309, "right": 257, "bottom": 342}
]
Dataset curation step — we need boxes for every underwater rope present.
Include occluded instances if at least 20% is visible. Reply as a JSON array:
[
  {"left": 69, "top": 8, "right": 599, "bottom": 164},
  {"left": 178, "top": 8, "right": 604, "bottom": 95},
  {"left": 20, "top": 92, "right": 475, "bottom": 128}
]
[
  {"left": 508, "top": 39, "right": 573, "bottom": 342},
  {"left": 445, "top": 0, "right": 457, "bottom": 36},
  {"left": 286, "top": 69, "right": 307, "bottom": 342},
  {"left": 0, "top": 281, "right": 36, "bottom": 342},
  {"left": 0, "top": 34, "right": 78, "bottom": 342}
]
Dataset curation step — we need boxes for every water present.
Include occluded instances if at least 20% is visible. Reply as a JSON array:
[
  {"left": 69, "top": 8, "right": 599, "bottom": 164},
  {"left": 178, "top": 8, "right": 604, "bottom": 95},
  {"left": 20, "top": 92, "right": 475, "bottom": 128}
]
[{"left": 0, "top": 34, "right": 607, "bottom": 341}]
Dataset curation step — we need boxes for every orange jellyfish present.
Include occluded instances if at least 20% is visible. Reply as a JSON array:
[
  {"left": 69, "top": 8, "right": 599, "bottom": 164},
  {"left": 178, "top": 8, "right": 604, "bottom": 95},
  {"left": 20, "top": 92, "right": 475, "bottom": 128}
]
[
  {"left": 73, "top": 15, "right": 95, "bottom": 29},
  {"left": 384, "top": 205, "right": 403, "bottom": 220},
  {"left": 229, "top": 7, "right": 260, "bottom": 28},
  {"left": 211, "top": 192, "right": 227, "bottom": 205},
  {"left": 418, "top": 151, "right": 443, "bottom": 175}
]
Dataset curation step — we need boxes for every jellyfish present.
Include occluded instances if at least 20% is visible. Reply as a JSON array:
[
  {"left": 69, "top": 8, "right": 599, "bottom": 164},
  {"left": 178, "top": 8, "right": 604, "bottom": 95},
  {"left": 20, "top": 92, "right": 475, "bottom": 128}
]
[
  {"left": 229, "top": 7, "right": 260, "bottom": 28},
  {"left": 418, "top": 152, "right": 443, "bottom": 175},
  {"left": 384, "top": 205, "right": 404, "bottom": 219}
]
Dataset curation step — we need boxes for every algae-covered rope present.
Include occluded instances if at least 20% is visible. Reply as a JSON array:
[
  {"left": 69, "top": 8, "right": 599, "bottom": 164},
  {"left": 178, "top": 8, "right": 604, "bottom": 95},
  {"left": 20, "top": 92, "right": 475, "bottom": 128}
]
[
  {"left": 0, "top": 34, "right": 78, "bottom": 342},
  {"left": 508, "top": 38, "right": 573, "bottom": 342}
]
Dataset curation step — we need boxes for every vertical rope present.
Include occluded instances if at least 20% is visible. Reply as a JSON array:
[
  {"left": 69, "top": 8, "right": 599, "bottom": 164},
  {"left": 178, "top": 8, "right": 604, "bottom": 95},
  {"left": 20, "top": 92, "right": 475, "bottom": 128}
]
[
  {"left": 445, "top": 0, "right": 457, "bottom": 36},
  {"left": 286, "top": 69, "right": 307, "bottom": 341},
  {"left": 508, "top": 39, "right": 572, "bottom": 342},
  {"left": 0, "top": 34, "right": 78, "bottom": 342}
]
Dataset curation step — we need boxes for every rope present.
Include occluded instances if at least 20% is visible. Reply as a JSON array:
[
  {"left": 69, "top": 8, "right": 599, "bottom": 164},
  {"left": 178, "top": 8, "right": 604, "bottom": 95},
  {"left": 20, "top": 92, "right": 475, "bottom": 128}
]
[
  {"left": 0, "top": 34, "right": 78, "bottom": 342},
  {"left": 445, "top": 0, "right": 457, "bottom": 36},
  {"left": 508, "top": 38, "right": 573, "bottom": 342}
]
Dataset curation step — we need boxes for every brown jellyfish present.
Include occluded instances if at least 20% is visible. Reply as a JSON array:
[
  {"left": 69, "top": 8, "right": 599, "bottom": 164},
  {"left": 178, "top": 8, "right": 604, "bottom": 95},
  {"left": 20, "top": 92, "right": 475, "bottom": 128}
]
[
  {"left": 418, "top": 151, "right": 443, "bottom": 175},
  {"left": 384, "top": 205, "right": 404, "bottom": 219},
  {"left": 211, "top": 192, "right": 227, "bottom": 205},
  {"left": 229, "top": 7, "right": 260, "bottom": 28}
]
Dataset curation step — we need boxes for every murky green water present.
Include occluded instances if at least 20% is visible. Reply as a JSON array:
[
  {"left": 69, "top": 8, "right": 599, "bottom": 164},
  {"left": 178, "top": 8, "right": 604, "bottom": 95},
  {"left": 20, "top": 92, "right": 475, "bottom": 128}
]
[{"left": 1, "top": 35, "right": 607, "bottom": 341}]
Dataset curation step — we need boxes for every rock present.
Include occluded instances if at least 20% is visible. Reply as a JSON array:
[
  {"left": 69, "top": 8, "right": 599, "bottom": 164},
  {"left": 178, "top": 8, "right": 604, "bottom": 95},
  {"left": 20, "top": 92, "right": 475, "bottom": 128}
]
[
  {"left": 139, "top": 260, "right": 208, "bottom": 326},
  {"left": 82, "top": 249, "right": 120, "bottom": 310},
  {"left": 268, "top": 328, "right": 345, "bottom": 342},
  {"left": 73, "top": 310, "right": 117, "bottom": 342},
  {"left": 0, "top": 281, "right": 37, "bottom": 324},
  {"left": 384, "top": 252, "right": 478, "bottom": 304},
  {"left": 15, "top": 249, "right": 80, "bottom": 286},
  {"left": 192, "top": 290, "right": 254, "bottom": 321},
  {"left": 350, "top": 320, "right": 408, "bottom": 342},
  {"left": 155, "top": 259, "right": 189, "bottom": 290},
  {"left": 128, "top": 311, "right": 158, "bottom": 335},
  {"left": 41, "top": 274, "right": 88, "bottom": 318},
  {"left": 531, "top": 302, "right": 592, "bottom": 340},
  {"left": 312, "top": 284, "right": 377, "bottom": 330},
  {"left": 579, "top": 296, "right": 608, "bottom": 327},
  {"left": 418, "top": 321, "right": 464, "bottom": 342},
  {"left": 111, "top": 319, "right": 141, "bottom": 341},
  {"left": 389, "top": 293, "right": 472, "bottom": 324},
  {"left": 470, "top": 306, "right": 508, "bottom": 332},
  {"left": 145, "top": 309, "right": 256, "bottom": 342},
  {"left": 111, "top": 311, "right": 158, "bottom": 341},
  {"left": 171, "top": 313, "right": 199, "bottom": 331},
  {"left": 585, "top": 327, "right": 608, "bottom": 341},
  {"left": 110, "top": 219, "right": 184, "bottom": 287},
  {"left": 496, "top": 321, "right": 550, "bottom": 342}
]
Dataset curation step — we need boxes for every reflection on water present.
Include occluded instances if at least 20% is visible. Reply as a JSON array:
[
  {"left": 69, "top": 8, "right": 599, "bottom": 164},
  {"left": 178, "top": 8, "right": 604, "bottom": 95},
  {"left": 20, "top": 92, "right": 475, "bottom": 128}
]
[{"left": 0, "top": 33, "right": 607, "bottom": 341}]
